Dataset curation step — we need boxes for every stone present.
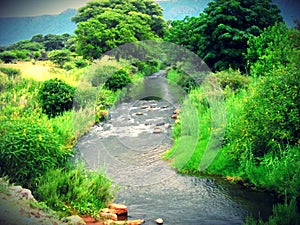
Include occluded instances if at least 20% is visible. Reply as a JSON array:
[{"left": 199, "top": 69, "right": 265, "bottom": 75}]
[
  {"left": 155, "top": 218, "right": 163, "bottom": 224},
  {"left": 109, "top": 204, "right": 128, "bottom": 216},
  {"left": 104, "top": 220, "right": 144, "bottom": 225},
  {"left": 135, "top": 112, "right": 143, "bottom": 116},
  {"left": 100, "top": 212, "right": 118, "bottom": 221},
  {"left": 66, "top": 215, "right": 86, "bottom": 225},
  {"left": 173, "top": 109, "right": 180, "bottom": 114},
  {"left": 156, "top": 122, "right": 165, "bottom": 126},
  {"left": 140, "top": 105, "right": 148, "bottom": 109},
  {"left": 153, "top": 128, "right": 163, "bottom": 134},
  {"left": 20, "top": 188, "right": 35, "bottom": 201},
  {"left": 171, "top": 114, "right": 177, "bottom": 119}
]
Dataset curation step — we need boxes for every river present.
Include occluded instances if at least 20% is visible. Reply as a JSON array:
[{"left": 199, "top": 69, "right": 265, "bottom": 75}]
[{"left": 75, "top": 71, "right": 277, "bottom": 225}]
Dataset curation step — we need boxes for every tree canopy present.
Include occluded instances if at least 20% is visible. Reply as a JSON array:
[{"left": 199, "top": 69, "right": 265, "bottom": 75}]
[
  {"left": 73, "top": 0, "right": 167, "bottom": 60},
  {"left": 164, "top": 0, "right": 283, "bottom": 72}
]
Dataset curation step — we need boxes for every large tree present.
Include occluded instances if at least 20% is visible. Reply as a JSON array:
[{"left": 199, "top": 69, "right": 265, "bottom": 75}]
[
  {"left": 73, "top": 0, "right": 167, "bottom": 60},
  {"left": 165, "top": 0, "right": 283, "bottom": 72}
]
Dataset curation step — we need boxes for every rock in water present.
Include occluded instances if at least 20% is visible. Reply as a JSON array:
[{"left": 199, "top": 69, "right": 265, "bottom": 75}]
[{"left": 155, "top": 218, "right": 163, "bottom": 224}]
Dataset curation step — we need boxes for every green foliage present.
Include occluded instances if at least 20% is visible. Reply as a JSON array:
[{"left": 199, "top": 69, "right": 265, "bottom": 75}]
[
  {"left": 165, "top": 0, "right": 283, "bottom": 72},
  {"left": 104, "top": 69, "right": 131, "bottom": 91},
  {"left": 244, "top": 198, "right": 300, "bottom": 225},
  {"left": 95, "top": 88, "right": 120, "bottom": 122},
  {"left": 167, "top": 68, "right": 198, "bottom": 92},
  {"left": 215, "top": 68, "right": 251, "bottom": 93},
  {"left": 7, "top": 40, "right": 44, "bottom": 52},
  {"left": 48, "top": 49, "right": 72, "bottom": 68},
  {"left": 0, "top": 67, "right": 21, "bottom": 78},
  {"left": 39, "top": 78, "right": 76, "bottom": 118},
  {"left": 0, "top": 51, "right": 17, "bottom": 63},
  {"left": 36, "top": 163, "right": 114, "bottom": 217},
  {"left": 247, "top": 23, "right": 300, "bottom": 77},
  {"left": 0, "top": 112, "right": 72, "bottom": 189},
  {"left": 231, "top": 67, "right": 300, "bottom": 157},
  {"left": 73, "top": 0, "right": 167, "bottom": 59},
  {"left": 133, "top": 60, "right": 161, "bottom": 76}
]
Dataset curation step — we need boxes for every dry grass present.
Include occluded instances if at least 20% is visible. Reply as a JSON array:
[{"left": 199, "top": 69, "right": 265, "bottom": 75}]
[{"left": 0, "top": 61, "right": 86, "bottom": 86}]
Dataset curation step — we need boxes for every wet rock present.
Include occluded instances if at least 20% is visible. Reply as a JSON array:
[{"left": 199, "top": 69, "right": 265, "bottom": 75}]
[
  {"left": 155, "top": 218, "right": 164, "bottom": 224},
  {"left": 171, "top": 114, "right": 177, "bottom": 119},
  {"left": 156, "top": 122, "right": 165, "bottom": 126},
  {"left": 173, "top": 109, "right": 180, "bottom": 114},
  {"left": 153, "top": 127, "right": 163, "bottom": 134},
  {"left": 104, "top": 219, "right": 144, "bottom": 225},
  {"left": 165, "top": 123, "right": 171, "bottom": 128},
  {"left": 66, "top": 215, "right": 86, "bottom": 225},
  {"left": 140, "top": 105, "right": 148, "bottom": 109},
  {"left": 135, "top": 112, "right": 143, "bottom": 116},
  {"left": 109, "top": 203, "right": 128, "bottom": 216},
  {"left": 100, "top": 211, "right": 118, "bottom": 221}
]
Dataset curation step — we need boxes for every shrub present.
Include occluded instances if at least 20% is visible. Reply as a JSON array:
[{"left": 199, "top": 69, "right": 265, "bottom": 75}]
[
  {"left": 74, "top": 58, "right": 88, "bottom": 68},
  {"left": 0, "top": 67, "right": 21, "bottom": 78},
  {"left": 36, "top": 163, "right": 114, "bottom": 217},
  {"left": 39, "top": 78, "right": 76, "bottom": 117},
  {"left": 0, "top": 51, "right": 17, "bottom": 63},
  {"left": 48, "top": 49, "right": 71, "bottom": 68},
  {"left": 235, "top": 67, "right": 300, "bottom": 157},
  {"left": 0, "top": 114, "right": 72, "bottom": 189},
  {"left": 215, "top": 68, "right": 250, "bottom": 92},
  {"left": 95, "top": 88, "right": 119, "bottom": 122},
  {"left": 104, "top": 69, "right": 131, "bottom": 91}
]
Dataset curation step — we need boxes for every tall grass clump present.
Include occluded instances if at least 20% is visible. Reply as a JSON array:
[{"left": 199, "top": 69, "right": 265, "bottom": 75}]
[{"left": 36, "top": 163, "right": 114, "bottom": 218}]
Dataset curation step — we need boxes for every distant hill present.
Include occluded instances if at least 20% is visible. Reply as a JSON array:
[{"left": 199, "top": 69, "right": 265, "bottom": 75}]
[
  {"left": 0, "top": 9, "right": 77, "bottom": 46},
  {"left": 0, "top": 1, "right": 298, "bottom": 47}
]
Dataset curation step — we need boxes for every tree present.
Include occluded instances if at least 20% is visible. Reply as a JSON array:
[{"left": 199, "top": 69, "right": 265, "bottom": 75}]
[
  {"left": 165, "top": 0, "right": 283, "bottom": 72},
  {"left": 0, "top": 51, "right": 17, "bottom": 63},
  {"left": 246, "top": 23, "right": 300, "bottom": 76},
  {"left": 73, "top": 0, "right": 167, "bottom": 60},
  {"left": 48, "top": 49, "right": 71, "bottom": 68}
]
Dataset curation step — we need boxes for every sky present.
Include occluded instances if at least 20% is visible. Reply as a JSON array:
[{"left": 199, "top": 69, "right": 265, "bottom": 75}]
[{"left": 0, "top": 0, "right": 299, "bottom": 25}]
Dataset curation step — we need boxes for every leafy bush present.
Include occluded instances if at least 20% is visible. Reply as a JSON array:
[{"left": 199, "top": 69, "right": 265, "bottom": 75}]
[
  {"left": 104, "top": 69, "right": 131, "bottom": 91},
  {"left": 39, "top": 78, "right": 76, "bottom": 117},
  {"left": 233, "top": 67, "right": 300, "bottom": 157},
  {"left": 0, "top": 67, "right": 21, "bottom": 78},
  {"left": 215, "top": 68, "right": 250, "bottom": 92},
  {"left": 74, "top": 58, "right": 88, "bottom": 68},
  {"left": 48, "top": 49, "right": 71, "bottom": 68},
  {"left": 133, "top": 61, "right": 160, "bottom": 76},
  {"left": 0, "top": 114, "right": 72, "bottom": 189},
  {"left": 36, "top": 163, "right": 114, "bottom": 217},
  {"left": 247, "top": 23, "right": 299, "bottom": 77},
  {"left": 0, "top": 51, "right": 17, "bottom": 63}
]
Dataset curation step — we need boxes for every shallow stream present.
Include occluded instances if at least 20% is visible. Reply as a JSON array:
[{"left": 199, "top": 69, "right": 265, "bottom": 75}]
[{"left": 76, "top": 72, "right": 277, "bottom": 225}]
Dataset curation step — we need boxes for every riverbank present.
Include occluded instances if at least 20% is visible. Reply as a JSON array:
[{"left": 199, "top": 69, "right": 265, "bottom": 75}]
[{"left": 163, "top": 68, "right": 300, "bottom": 224}]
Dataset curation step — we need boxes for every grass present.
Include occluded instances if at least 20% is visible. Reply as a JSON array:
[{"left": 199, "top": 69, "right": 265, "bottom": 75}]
[{"left": 0, "top": 61, "right": 86, "bottom": 87}]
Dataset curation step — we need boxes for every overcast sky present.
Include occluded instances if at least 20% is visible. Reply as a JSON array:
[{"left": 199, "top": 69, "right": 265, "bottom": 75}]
[{"left": 0, "top": 0, "right": 299, "bottom": 22}]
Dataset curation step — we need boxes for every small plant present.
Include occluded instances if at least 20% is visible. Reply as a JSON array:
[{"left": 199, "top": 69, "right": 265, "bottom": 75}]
[{"left": 39, "top": 78, "right": 76, "bottom": 117}]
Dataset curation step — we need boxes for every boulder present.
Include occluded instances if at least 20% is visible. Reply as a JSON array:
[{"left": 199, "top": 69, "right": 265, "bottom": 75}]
[
  {"left": 108, "top": 203, "right": 128, "bottom": 216},
  {"left": 135, "top": 112, "right": 143, "bottom": 116},
  {"left": 173, "top": 109, "right": 180, "bottom": 114},
  {"left": 66, "top": 215, "right": 86, "bottom": 225}
]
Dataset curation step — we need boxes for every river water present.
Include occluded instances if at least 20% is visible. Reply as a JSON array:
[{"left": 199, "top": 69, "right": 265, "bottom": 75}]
[{"left": 75, "top": 72, "right": 276, "bottom": 225}]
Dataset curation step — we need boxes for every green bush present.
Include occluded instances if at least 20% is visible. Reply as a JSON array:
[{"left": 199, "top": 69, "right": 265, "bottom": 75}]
[
  {"left": 0, "top": 51, "right": 17, "bottom": 63},
  {"left": 0, "top": 114, "right": 72, "bottom": 189},
  {"left": 39, "top": 78, "right": 76, "bottom": 117},
  {"left": 104, "top": 69, "right": 131, "bottom": 91},
  {"left": 74, "top": 58, "right": 88, "bottom": 68},
  {"left": 36, "top": 163, "right": 114, "bottom": 217},
  {"left": 233, "top": 67, "right": 300, "bottom": 157},
  {"left": 215, "top": 68, "right": 250, "bottom": 92},
  {"left": 0, "top": 67, "right": 21, "bottom": 78}
]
